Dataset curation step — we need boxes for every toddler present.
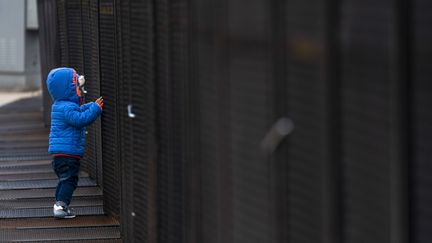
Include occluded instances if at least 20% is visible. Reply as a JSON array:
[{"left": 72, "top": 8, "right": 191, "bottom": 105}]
[{"left": 46, "top": 67, "right": 103, "bottom": 218}]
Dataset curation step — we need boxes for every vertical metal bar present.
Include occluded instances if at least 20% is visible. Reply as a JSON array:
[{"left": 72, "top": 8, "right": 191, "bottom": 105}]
[
  {"left": 185, "top": 0, "right": 202, "bottom": 242},
  {"left": 216, "top": 0, "right": 232, "bottom": 240},
  {"left": 57, "top": 0, "right": 69, "bottom": 66},
  {"left": 37, "top": 0, "right": 57, "bottom": 127},
  {"left": 114, "top": 0, "right": 123, "bottom": 220},
  {"left": 322, "top": 0, "right": 342, "bottom": 242},
  {"left": 116, "top": 0, "right": 130, "bottom": 241},
  {"left": 99, "top": 0, "right": 121, "bottom": 218},
  {"left": 270, "top": 0, "right": 288, "bottom": 242},
  {"left": 390, "top": 0, "right": 411, "bottom": 242}
]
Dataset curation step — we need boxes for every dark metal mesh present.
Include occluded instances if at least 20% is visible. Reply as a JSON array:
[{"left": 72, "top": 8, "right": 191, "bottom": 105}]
[
  {"left": 31, "top": 240, "right": 122, "bottom": 243},
  {"left": 36, "top": 0, "right": 420, "bottom": 242},
  {"left": 282, "top": 0, "right": 330, "bottom": 242},
  {"left": 191, "top": 1, "right": 275, "bottom": 242},
  {"left": 193, "top": 2, "right": 228, "bottom": 242},
  {"left": 154, "top": 0, "right": 190, "bottom": 242},
  {"left": 0, "top": 215, "right": 116, "bottom": 229},
  {"left": 0, "top": 226, "right": 120, "bottom": 241},
  {"left": 411, "top": 0, "right": 432, "bottom": 241},
  {"left": 0, "top": 207, "right": 104, "bottom": 219},
  {"left": 37, "top": 0, "right": 59, "bottom": 127},
  {"left": 81, "top": 0, "right": 103, "bottom": 184},
  {"left": 228, "top": 2, "right": 275, "bottom": 242},
  {"left": 0, "top": 197, "right": 102, "bottom": 209},
  {"left": 340, "top": 1, "right": 394, "bottom": 242},
  {"left": 65, "top": 0, "right": 84, "bottom": 72},
  {"left": 57, "top": 0, "right": 69, "bottom": 66},
  {"left": 99, "top": 0, "right": 121, "bottom": 217},
  {"left": 63, "top": 0, "right": 96, "bottom": 177},
  {"left": 0, "top": 187, "right": 102, "bottom": 200},
  {"left": 0, "top": 178, "right": 96, "bottom": 190},
  {"left": 116, "top": 1, "right": 133, "bottom": 240},
  {"left": 117, "top": 0, "right": 158, "bottom": 242}
]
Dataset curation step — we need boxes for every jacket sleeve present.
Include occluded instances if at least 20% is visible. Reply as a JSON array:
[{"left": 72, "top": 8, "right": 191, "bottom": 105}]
[
  {"left": 63, "top": 102, "right": 102, "bottom": 128},
  {"left": 79, "top": 102, "right": 93, "bottom": 112}
]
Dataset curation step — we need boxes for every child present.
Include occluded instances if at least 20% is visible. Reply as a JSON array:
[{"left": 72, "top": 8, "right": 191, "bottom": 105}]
[{"left": 46, "top": 67, "right": 103, "bottom": 219}]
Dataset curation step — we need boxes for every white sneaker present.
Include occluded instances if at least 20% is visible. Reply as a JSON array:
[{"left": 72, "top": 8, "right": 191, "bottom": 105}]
[{"left": 53, "top": 202, "right": 76, "bottom": 219}]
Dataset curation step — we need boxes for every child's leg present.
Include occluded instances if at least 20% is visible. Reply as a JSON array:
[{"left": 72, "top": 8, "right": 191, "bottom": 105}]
[{"left": 52, "top": 156, "right": 81, "bottom": 205}]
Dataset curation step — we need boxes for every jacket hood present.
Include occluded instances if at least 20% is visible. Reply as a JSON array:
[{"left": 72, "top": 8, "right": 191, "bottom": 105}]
[{"left": 46, "top": 67, "right": 82, "bottom": 104}]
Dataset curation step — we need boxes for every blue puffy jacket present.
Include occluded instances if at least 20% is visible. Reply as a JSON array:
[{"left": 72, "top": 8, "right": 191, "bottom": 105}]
[{"left": 47, "top": 67, "right": 102, "bottom": 157}]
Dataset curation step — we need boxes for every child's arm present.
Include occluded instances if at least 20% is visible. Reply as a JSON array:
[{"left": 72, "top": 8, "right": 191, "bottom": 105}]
[
  {"left": 79, "top": 102, "right": 93, "bottom": 112},
  {"left": 80, "top": 97, "right": 103, "bottom": 112},
  {"left": 63, "top": 102, "right": 102, "bottom": 128}
]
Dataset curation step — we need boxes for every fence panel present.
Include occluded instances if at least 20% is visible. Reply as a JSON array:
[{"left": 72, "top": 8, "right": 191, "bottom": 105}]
[
  {"left": 155, "top": 0, "right": 188, "bottom": 242},
  {"left": 56, "top": 1, "right": 69, "bottom": 68},
  {"left": 81, "top": 0, "right": 102, "bottom": 183},
  {"left": 192, "top": 0, "right": 279, "bottom": 242},
  {"left": 37, "top": 0, "right": 422, "bottom": 242},
  {"left": 340, "top": 0, "right": 400, "bottom": 242},
  {"left": 65, "top": 0, "right": 84, "bottom": 72},
  {"left": 117, "top": 0, "right": 158, "bottom": 242},
  {"left": 227, "top": 1, "right": 276, "bottom": 242},
  {"left": 37, "top": 0, "right": 59, "bottom": 126},
  {"left": 412, "top": 0, "right": 432, "bottom": 241},
  {"left": 99, "top": 0, "right": 121, "bottom": 217},
  {"left": 282, "top": 0, "right": 329, "bottom": 242}
]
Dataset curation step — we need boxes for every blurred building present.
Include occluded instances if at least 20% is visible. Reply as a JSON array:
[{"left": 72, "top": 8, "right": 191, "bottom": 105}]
[{"left": 0, "top": 0, "right": 40, "bottom": 91}]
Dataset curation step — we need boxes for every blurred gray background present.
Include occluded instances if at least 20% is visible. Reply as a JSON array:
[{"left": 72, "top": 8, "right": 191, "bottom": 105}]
[{"left": 0, "top": 0, "right": 40, "bottom": 91}]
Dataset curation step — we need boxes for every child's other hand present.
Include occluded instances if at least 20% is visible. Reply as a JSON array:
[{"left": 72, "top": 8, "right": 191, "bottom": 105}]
[{"left": 95, "top": 97, "right": 104, "bottom": 110}]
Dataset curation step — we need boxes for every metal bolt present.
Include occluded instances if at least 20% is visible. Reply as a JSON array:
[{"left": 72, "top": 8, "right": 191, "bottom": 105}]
[
  {"left": 128, "top": 104, "right": 136, "bottom": 118},
  {"left": 260, "top": 117, "right": 295, "bottom": 154}
]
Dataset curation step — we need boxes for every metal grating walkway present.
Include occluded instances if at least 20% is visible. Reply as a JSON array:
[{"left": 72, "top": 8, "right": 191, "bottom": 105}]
[{"left": 0, "top": 96, "right": 121, "bottom": 242}]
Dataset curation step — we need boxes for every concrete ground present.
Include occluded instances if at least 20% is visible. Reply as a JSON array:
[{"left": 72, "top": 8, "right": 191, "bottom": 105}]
[{"left": 0, "top": 90, "right": 42, "bottom": 107}]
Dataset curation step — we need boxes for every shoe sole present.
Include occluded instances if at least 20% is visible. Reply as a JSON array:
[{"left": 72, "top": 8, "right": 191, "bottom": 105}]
[
  {"left": 54, "top": 214, "right": 76, "bottom": 219},
  {"left": 54, "top": 211, "right": 76, "bottom": 219},
  {"left": 54, "top": 216, "right": 76, "bottom": 219}
]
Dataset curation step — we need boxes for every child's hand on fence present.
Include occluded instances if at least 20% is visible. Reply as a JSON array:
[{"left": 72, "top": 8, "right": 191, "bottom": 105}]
[{"left": 95, "top": 97, "right": 104, "bottom": 110}]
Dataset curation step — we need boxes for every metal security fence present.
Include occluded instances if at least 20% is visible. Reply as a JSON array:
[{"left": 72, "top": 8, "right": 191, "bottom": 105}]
[
  {"left": 411, "top": 0, "right": 432, "bottom": 242},
  {"left": 340, "top": 1, "right": 394, "bottom": 242},
  {"left": 98, "top": 0, "right": 122, "bottom": 218},
  {"left": 155, "top": 0, "right": 188, "bottom": 242},
  {"left": 81, "top": 0, "right": 103, "bottom": 184},
  {"left": 37, "top": 0, "right": 59, "bottom": 126},
  {"left": 38, "top": 0, "right": 119, "bottom": 217},
  {"left": 116, "top": 0, "right": 158, "bottom": 242},
  {"left": 56, "top": 0, "right": 69, "bottom": 67},
  {"left": 37, "top": 0, "right": 432, "bottom": 242}
]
